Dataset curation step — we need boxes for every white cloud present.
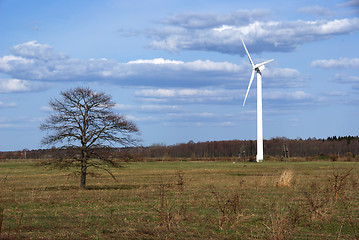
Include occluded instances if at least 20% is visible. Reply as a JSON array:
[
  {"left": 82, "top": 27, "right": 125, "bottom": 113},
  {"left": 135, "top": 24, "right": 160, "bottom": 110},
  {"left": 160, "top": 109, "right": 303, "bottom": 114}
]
[
  {"left": 0, "top": 42, "right": 307, "bottom": 90},
  {"left": 136, "top": 89, "right": 177, "bottom": 97},
  {"left": 337, "top": 0, "right": 359, "bottom": 8},
  {"left": 298, "top": 5, "right": 332, "bottom": 16},
  {"left": 40, "top": 106, "right": 53, "bottom": 112},
  {"left": 166, "top": 112, "right": 218, "bottom": 124},
  {"left": 324, "top": 91, "right": 347, "bottom": 97},
  {"left": 218, "top": 121, "right": 235, "bottom": 127},
  {"left": 260, "top": 90, "right": 325, "bottom": 110},
  {"left": 113, "top": 104, "right": 134, "bottom": 110},
  {"left": 311, "top": 58, "right": 359, "bottom": 69},
  {"left": 114, "top": 103, "right": 181, "bottom": 113},
  {"left": 264, "top": 67, "right": 305, "bottom": 88},
  {"left": 162, "top": 112, "right": 241, "bottom": 127},
  {"left": 334, "top": 73, "right": 359, "bottom": 83},
  {"left": 159, "top": 10, "right": 270, "bottom": 29},
  {"left": 318, "top": 18, "right": 359, "bottom": 35},
  {"left": 213, "top": 25, "right": 234, "bottom": 32},
  {"left": 126, "top": 115, "right": 159, "bottom": 122},
  {"left": 149, "top": 15, "right": 359, "bottom": 54},
  {"left": 135, "top": 88, "right": 223, "bottom": 98},
  {"left": 0, "top": 42, "right": 245, "bottom": 87},
  {"left": 264, "top": 90, "right": 312, "bottom": 100},
  {"left": 128, "top": 58, "right": 183, "bottom": 64},
  {"left": 0, "top": 116, "right": 42, "bottom": 129},
  {"left": 135, "top": 88, "right": 242, "bottom": 104},
  {"left": 0, "top": 55, "right": 34, "bottom": 72},
  {"left": 185, "top": 60, "right": 240, "bottom": 72},
  {"left": 141, "top": 105, "right": 180, "bottom": 112},
  {"left": 0, "top": 123, "right": 16, "bottom": 128},
  {"left": 0, "top": 101, "right": 16, "bottom": 108},
  {"left": 168, "top": 112, "right": 215, "bottom": 118},
  {"left": 11, "top": 40, "right": 67, "bottom": 60},
  {"left": 135, "top": 89, "right": 244, "bottom": 104},
  {"left": 135, "top": 87, "right": 318, "bottom": 107},
  {"left": 267, "top": 68, "right": 300, "bottom": 78},
  {"left": 0, "top": 78, "right": 40, "bottom": 93}
]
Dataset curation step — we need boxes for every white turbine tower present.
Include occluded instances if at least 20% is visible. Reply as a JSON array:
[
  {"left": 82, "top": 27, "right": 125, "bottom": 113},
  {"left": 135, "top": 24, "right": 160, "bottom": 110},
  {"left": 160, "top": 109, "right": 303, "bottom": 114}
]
[{"left": 242, "top": 40, "right": 273, "bottom": 162}]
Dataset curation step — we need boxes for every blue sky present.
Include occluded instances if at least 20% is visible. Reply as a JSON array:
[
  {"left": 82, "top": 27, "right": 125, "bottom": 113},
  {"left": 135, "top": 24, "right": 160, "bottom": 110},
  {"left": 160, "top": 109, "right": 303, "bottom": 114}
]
[{"left": 0, "top": 0, "right": 359, "bottom": 151}]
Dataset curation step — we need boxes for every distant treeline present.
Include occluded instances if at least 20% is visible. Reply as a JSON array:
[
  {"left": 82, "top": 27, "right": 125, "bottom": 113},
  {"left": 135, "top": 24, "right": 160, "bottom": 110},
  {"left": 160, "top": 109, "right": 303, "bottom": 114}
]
[
  {"left": 1, "top": 136, "right": 359, "bottom": 160},
  {"left": 133, "top": 136, "right": 359, "bottom": 159}
]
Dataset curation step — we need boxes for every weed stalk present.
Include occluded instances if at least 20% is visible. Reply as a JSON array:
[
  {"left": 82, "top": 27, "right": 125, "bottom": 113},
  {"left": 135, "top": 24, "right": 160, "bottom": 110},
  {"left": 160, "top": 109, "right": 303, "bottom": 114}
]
[{"left": 0, "top": 207, "right": 4, "bottom": 235}]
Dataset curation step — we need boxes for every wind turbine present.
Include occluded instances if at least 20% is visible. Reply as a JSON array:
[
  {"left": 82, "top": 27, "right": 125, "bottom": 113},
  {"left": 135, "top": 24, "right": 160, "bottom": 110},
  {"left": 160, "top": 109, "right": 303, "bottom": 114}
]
[{"left": 242, "top": 40, "right": 273, "bottom": 162}]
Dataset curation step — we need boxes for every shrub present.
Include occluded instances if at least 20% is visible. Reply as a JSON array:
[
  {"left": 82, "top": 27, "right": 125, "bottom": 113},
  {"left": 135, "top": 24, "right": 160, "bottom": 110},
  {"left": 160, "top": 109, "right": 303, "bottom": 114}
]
[{"left": 276, "top": 170, "right": 294, "bottom": 187}]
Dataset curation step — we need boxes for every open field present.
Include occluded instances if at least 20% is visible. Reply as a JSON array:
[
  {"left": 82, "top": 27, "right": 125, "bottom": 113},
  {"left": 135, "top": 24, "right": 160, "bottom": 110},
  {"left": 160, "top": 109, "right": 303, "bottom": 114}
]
[{"left": 0, "top": 160, "right": 358, "bottom": 239}]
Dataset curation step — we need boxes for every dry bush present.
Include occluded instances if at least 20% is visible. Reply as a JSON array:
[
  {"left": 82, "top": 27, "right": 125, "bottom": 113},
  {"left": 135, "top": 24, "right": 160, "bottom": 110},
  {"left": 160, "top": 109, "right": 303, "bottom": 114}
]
[
  {"left": 152, "top": 173, "right": 189, "bottom": 231},
  {"left": 329, "top": 165, "right": 354, "bottom": 201},
  {"left": 153, "top": 182, "right": 175, "bottom": 230},
  {"left": 302, "top": 182, "right": 334, "bottom": 221},
  {"left": 276, "top": 170, "right": 294, "bottom": 187},
  {"left": 264, "top": 204, "right": 295, "bottom": 240},
  {"left": 176, "top": 170, "right": 185, "bottom": 192},
  {"left": 208, "top": 186, "right": 242, "bottom": 230}
]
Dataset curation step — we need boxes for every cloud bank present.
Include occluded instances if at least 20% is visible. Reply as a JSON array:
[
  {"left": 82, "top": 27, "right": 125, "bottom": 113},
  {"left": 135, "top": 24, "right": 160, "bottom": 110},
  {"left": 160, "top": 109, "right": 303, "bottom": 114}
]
[
  {"left": 311, "top": 58, "right": 359, "bottom": 69},
  {"left": 158, "top": 10, "right": 271, "bottom": 29},
  {"left": 0, "top": 41, "right": 241, "bottom": 86},
  {"left": 0, "top": 41, "right": 305, "bottom": 89},
  {"left": 134, "top": 87, "right": 319, "bottom": 108},
  {"left": 148, "top": 12, "right": 359, "bottom": 54}
]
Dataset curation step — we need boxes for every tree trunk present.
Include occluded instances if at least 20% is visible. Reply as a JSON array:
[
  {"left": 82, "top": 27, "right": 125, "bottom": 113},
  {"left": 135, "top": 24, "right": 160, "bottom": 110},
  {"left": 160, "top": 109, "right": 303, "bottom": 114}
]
[
  {"left": 80, "top": 148, "right": 87, "bottom": 189},
  {"left": 80, "top": 159, "right": 87, "bottom": 189}
]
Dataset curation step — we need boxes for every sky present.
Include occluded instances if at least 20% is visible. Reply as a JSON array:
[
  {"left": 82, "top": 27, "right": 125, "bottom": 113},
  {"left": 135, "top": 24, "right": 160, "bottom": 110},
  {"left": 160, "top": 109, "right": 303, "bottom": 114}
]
[{"left": 0, "top": 0, "right": 359, "bottom": 151}]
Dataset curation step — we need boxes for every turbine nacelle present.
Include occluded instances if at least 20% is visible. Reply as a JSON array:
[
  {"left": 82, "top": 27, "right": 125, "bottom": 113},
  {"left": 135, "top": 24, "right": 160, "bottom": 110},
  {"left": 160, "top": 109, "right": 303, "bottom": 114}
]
[
  {"left": 257, "top": 65, "right": 265, "bottom": 72},
  {"left": 254, "top": 59, "right": 274, "bottom": 72},
  {"left": 242, "top": 40, "right": 274, "bottom": 106}
]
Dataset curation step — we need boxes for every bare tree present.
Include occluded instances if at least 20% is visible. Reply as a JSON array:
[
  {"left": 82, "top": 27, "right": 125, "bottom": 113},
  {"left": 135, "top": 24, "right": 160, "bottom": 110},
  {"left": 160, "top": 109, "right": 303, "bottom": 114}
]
[{"left": 40, "top": 87, "right": 139, "bottom": 189}]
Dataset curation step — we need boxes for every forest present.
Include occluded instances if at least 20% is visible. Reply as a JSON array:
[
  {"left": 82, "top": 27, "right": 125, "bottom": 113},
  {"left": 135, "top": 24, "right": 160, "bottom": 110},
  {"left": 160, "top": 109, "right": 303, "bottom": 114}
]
[{"left": 1, "top": 136, "right": 359, "bottom": 161}]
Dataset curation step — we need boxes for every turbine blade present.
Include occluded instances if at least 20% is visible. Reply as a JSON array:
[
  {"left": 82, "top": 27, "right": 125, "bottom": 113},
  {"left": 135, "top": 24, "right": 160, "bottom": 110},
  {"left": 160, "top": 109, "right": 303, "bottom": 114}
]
[
  {"left": 242, "top": 39, "right": 254, "bottom": 68},
  {"left": 243, "top": 70, "right": 255, "bottom": 106},
  {"left": 255, "top": 59, "right": 274, "bottom": 69}
]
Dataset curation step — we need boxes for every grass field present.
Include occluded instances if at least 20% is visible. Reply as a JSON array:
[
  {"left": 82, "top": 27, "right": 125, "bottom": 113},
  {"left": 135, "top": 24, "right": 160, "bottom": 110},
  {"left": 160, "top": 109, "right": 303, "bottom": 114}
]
[{"left": 0, "top": 160, "right": 358, "bottom": 239}]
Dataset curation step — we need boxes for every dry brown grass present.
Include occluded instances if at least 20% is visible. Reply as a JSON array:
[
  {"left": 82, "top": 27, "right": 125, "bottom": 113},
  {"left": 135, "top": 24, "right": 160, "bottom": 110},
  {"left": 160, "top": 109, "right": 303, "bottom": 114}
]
[
  {"left": 0, "top": 160, "right": 358, "bottom": 239},
  {"left": 276, "top": 169, "right": 294, "bottom": 187}
]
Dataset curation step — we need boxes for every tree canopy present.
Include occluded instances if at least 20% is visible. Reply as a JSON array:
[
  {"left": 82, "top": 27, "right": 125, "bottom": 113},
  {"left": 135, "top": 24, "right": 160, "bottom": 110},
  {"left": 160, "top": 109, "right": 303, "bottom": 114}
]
[{"left": 40, "top": 87, "right": 139, "bottom": 188}]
